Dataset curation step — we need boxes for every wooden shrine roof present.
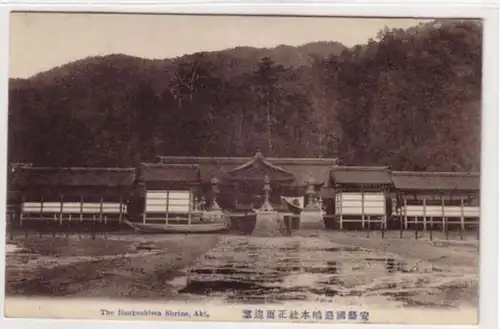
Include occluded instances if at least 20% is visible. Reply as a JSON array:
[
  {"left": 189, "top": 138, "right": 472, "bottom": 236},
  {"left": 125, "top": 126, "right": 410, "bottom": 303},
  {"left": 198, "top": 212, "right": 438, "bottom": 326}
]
[
  {"left": 392, "top": 171, "right": 480, "bottom": 192},
  {"left": 157, "top": 153, "right": 339, "bottom": 185},
  {"left": 10, "top": 166, "right": 136, "bottom": 188},
  {"left": 330, "top": 166, "right": 393, "bottom": 186},
  {"left": 9, "top": 157, "right": 480, "bottom": 193},
  {"left": 139, "top": 163, "right": 200, "bottom": 183},
  {"left": 222, "top": 152, "right": 296, "bottom": 182}
]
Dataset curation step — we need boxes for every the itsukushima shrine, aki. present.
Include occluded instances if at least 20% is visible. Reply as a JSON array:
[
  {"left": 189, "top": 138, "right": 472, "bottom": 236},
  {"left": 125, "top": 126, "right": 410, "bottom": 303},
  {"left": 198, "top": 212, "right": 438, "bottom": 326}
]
[{"left": 7, "top": 152, "right": 480, "bottom": 238}]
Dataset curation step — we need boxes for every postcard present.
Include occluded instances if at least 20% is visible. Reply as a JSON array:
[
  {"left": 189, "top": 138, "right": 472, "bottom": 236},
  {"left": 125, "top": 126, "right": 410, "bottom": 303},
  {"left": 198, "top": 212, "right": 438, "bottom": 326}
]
[{"left": 3, "top": 10, "right": 488, "bottom": 326}]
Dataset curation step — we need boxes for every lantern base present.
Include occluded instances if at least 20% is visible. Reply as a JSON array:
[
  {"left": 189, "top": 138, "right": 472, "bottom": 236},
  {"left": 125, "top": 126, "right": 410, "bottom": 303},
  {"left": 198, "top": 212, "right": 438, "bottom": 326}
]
[{"left": 251, "top": 210, "right": 287, "bottom": 237}]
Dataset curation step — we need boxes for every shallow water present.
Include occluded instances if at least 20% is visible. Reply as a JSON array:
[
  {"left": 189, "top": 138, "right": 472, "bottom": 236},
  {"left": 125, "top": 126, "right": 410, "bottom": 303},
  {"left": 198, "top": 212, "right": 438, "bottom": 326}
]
[
  {"left": 6, "top": 244, "right": 22, "bottom": 253},
  {"left": 174, "top": 236, "right": 476, "bottom": 308},
  {"left": 5, "top": 233, "right": 478, "bottom": 310}
]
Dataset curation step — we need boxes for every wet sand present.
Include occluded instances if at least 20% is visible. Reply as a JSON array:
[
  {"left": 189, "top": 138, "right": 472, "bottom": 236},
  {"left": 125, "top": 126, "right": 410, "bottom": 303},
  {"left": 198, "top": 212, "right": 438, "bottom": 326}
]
[
  {"left": 5, "top": 230, "right": 478, "bottom": 310},
  {"left": 5, "top": 234, "right": 220, "bottom": 299}
]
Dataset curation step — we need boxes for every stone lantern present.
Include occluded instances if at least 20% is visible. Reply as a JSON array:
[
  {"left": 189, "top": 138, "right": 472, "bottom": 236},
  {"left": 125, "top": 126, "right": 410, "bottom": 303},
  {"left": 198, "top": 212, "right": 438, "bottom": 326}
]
[
  {"left": 304, "top": 174, "right": 319, "bottom": 210},
  {"left": 299, "top": 172, "right": 325, "bottom": 230},
  {"left": 259, "top": 174, "right": 274, "bottom": 212},
  {"left": 252, "top": 174, "right": 286, "bottom": 237},
  {"left": 210, "top": 177, "right": 221, "bottom": 210}
]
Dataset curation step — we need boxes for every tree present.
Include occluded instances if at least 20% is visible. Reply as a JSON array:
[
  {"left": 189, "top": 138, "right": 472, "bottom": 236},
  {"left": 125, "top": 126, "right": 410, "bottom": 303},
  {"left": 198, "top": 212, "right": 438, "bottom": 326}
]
[
  {"left": 7, "top": 19, "right": 482, "bottom": 171},
  {"left": 252, "top": 57, "right": 286, "bottom": 155}
]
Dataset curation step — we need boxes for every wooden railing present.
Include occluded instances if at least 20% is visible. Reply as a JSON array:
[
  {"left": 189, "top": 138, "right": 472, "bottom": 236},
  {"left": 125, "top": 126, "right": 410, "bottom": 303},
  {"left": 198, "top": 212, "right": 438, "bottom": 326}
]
[{"left": 20, "top": 201, "right": 127, "bottom": 223}]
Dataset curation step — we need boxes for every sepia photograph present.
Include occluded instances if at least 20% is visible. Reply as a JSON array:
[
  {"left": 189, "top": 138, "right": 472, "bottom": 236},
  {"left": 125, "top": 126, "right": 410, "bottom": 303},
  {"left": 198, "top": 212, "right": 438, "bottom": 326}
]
[{"left": 4, "top": 11, "right": 484, "bottom": 325}]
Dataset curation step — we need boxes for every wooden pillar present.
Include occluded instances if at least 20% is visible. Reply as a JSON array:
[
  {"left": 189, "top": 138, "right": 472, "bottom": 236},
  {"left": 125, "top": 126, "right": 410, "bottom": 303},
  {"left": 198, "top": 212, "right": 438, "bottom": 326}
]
[
  {"left": 142, "top": 190, "right": 148, "bottom": 224},
  {"left": 188, "top": 190, "right": 193, "bottom": 226},
  {"left": 93, "top": 196, "right": 102, "bottom": 240},
  {"left": 362, "top": 190, "right": 369, "bottom": 237},
  {"left": 441, "top": 195, "right": 449, "bottom": 240},
  {"left": 59, "top": 194, "right": 64, "bottom": 225},
  {"left": 403, "top": 197, "right": 408, "bottom": 230},
  {"left": 422, "top": 197, "right": 427, "bottom": 231},
  {"left": 399, "top": 194, "right": 403, "bottom": 239},
  {"left": 39, "top": 195, "right": 44, "bottom": 219},
  {"left": 460, "top": 196, "right": 465, "bottom": 240},
  {"left": 91, "top": 217, "right": 96, "bottom": 240},
  {"left": 476, "top": 192, "right": 480, "bottom": 240},
  {"left": 165, "top": 190, "right": 169, "bottom": 225},
  {"left": 441, "top": 195, "right": 446, "bottom": 232},
  {"left": 70, "top": 195, "right": 80, "bottom": 237},
  {"left": 21, "top": 195, "right": 28, "bottom": 238},
  {"left": 430, "top": 196, "right": 434, "bottom": 235},
  {"left": 381, "top": 188, "right": 386, "bottom": 239},
  {"left": 339, "top": 190, "right": 343, "bottom": 230},
  {"left": 19, "top": 194, "right": 24, "bottom": 227},
  {"left": 100, "top": 196, "right": 105, "bottom": 237},
  {"left": 79, "top": 195, "right": 84, "bottom": 222},
  {"left": 8, "top": 208, "right": 13, "bottom": 241},
  {"left": 99, "top": 196, "right": 105, "bottom": 224},
  {"left": 426, "top": 198, "right": 433, "bottom": 241},
  {"left": 118, "top": 195, "right": 123, "bottom": 224},
  {"left": 52, "top": 195, "right": 58, "bottom": 237},
  {"left": 361, "top": 189, "right": 365, "bottom": 230},
  {"left": 414, "top": 214, "right": 418, "bottom": 240}
]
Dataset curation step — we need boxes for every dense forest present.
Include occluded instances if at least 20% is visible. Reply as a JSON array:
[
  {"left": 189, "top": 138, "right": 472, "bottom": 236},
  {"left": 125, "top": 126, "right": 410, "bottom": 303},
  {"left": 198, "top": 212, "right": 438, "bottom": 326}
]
[{"left": 8, "top": 19, "right": 482, "bottom": 172}]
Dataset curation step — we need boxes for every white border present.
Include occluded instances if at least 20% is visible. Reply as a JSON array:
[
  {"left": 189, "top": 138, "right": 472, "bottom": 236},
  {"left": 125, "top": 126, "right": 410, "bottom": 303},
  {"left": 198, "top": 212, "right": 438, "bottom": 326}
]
[{"left": 0, "top": 1, "right": 498, "bottom": 329}]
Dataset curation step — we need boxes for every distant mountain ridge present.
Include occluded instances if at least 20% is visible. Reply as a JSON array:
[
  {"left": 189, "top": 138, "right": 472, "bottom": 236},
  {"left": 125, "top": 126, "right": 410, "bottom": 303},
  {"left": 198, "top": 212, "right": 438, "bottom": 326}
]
[
  {"left": 12, "top": 41, "right": 346, "bottom": 85},
  {"left": 7, "top": 20, "right": 482, "bottom": 172}
]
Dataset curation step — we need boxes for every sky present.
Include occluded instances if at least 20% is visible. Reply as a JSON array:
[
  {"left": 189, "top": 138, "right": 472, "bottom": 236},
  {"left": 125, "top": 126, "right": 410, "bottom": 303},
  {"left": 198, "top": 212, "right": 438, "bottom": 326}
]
[{"left": 9, "top": 12, "right": 428, "bottom": 79}]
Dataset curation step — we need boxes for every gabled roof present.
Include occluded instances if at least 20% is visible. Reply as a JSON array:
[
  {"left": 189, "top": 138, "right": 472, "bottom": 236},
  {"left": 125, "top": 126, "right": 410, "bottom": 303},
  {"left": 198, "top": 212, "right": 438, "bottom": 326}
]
[
  {"left": 392, "top": 171, "right": 480, "bottom": 191},
  {"left": 222, "top": 152, "right": 295, "bottom": 182},
  {"left": 280, "top": 164, "right": 334, "bottom": 186},
  {"left": 330, "top": 166, "right": 393, "bottom": 186},
  {"left": 157, "top": 155, "right": 340, "bottom": 166},
  {"left": 139, "top": 163, "right": 200, "bottom": 183},
  {"left": 157, "top": 152, "right": 339, "bottom": 185},
  {"left": 10, "top": 167, "right": 136, "bottom": 188}
]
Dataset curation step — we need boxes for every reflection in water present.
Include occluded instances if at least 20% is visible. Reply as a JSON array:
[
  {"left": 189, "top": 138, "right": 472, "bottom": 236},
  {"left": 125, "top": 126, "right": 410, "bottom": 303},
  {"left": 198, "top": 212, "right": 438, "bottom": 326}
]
[{"left": 180, "top": 237, "right": 445, "bottom": 305}]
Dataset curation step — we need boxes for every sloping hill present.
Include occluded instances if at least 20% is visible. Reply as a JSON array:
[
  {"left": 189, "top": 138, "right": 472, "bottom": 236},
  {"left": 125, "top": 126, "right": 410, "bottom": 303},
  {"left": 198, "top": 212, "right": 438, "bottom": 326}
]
[{"left": 7, "top": 20, "right": 482, "bottom": 172}]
